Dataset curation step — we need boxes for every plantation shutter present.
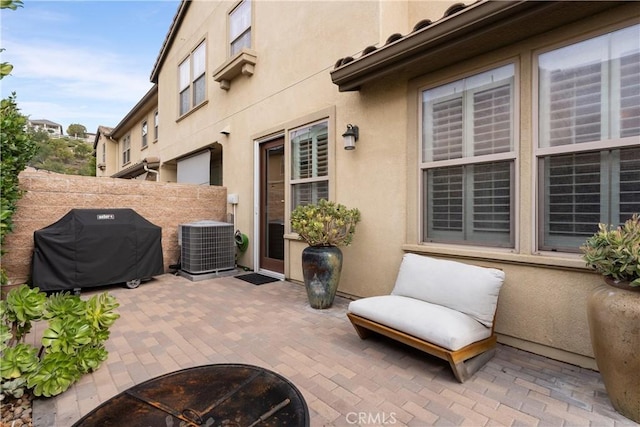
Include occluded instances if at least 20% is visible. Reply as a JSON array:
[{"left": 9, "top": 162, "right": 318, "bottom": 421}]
[
  {"left": 424, "top": 72, "right": 513, "bottom": 244},
  {"left": 427, "top": 166, "right": 463, "bottom": 234},
  {"left": 620, "top": 52, "right": 640, "bottom": 138},
  {"left": 472, "top": 162, "right": 512, "bottom": 236},
  {"left": 430, "top": 97, "right": 463, "bottom": 161},
  {"left": 543, "top": 151, "right": 601, "bottom": 247},
  {"left": 546, "top": 63, "right": 602, "bottom": 147},
  {"left": 291, "top": 122, "right": 329, "bottom": 207},
  {"left": 619, "top": 147, "right": 640, "bottom": 219},
  {"left": 473, "top": 84, "right": 512, "bottom": 155}
]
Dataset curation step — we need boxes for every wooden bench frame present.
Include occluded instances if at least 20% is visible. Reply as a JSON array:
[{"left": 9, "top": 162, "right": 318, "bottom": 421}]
[{"left": 347, "top": 312, "right": 497, "bottom": 382}]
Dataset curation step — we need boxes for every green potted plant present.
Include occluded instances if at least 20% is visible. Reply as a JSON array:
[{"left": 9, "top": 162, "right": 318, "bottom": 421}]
[
  {"left": 291, "top": 199, "right": 360, "bottom": 309},
  {"left": 581, "top": 213, "right": 640, "bottom": 289},
  {"left": 580, "top": 213, "right": 639, "bottom": 423}
]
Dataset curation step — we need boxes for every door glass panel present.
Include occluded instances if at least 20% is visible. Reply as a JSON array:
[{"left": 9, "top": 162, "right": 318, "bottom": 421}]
[{"left": 265, "top": 145, "right": 284, "bottom": 262}]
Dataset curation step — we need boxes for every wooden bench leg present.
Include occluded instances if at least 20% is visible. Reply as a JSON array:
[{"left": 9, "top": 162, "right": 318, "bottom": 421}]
[
  {"left": 351, "top": 322, "right": 373, "bottom": 339},
  {"left": 449, "top": 348, "right": 496, "bottom": 383}
]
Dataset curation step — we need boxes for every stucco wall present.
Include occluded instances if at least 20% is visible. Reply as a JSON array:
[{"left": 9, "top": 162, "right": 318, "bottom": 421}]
[{"left": 2, "top": 169, "right": 227, "bottom": 287}]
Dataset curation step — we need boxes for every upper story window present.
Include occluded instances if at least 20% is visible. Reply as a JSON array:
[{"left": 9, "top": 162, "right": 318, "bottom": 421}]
[
  {"left": 229, "top": 0, "right": 251, "bottom": 56},
  {"left": 290, "top": 120, "right": 329, "bottom": 208},
  {"left": 122, "top": 135, "right": 131, "bottom": 166},
  {"left": 536, "top": 24, "right": 640, "bottom": 252},
  {"left": 179, "top": 40, "right": 207, "bottom": 116},
  {"left": 154, "top": 111, "right": 159, "bottom": 140},
  {"left": 101, "top": 142, "right": 106, "bottom": 163},
  {"left": 141, "top": 120, "right": 148, "bottom": 148},
  {"left": 421, "top": 64, "right": 516, "bottom": 247}
]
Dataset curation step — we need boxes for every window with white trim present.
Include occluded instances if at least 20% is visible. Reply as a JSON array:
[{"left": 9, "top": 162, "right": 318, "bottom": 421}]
[
  {"left": 179, "top": 41, "right": 206, "bottom": 116},
  {"left": 154, "top": 111, "right": 158, "bottom": 140},
  {"left": 290, "top": 120, "right": 329, "bottom": 208},
  {"left": 537, "top": 24, "right": 640, "bottom": 252},
  {"left": 421, "top": 64, "right": 516, "bottom": 247},
  {"left": 229, "top": 0, "right": 251, "bottom": 56},
  {"left": 122, "top": 135, "right": 131, "bottom": 165},
  {"left": 141, "top": 120, "right": 148, "bottom": 148}
]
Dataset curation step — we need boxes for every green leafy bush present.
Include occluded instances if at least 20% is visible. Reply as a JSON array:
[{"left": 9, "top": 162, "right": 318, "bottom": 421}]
[
  {"left": 0, "top": 94, "right": 38, "bottom": 256},
  {"left": 0, "top": 285, "right": 120, "bottom": 398},
  {"left": 581, "top": 214, "right": 640, "bottom": 287},
  {"left": 291, "top": 199, "right": 361, "bottom": 247}
]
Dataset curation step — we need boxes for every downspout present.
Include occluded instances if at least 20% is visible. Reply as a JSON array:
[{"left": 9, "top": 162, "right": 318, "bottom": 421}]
[{"left": 143, "top": 159, "right": 159, "bottom": 182}]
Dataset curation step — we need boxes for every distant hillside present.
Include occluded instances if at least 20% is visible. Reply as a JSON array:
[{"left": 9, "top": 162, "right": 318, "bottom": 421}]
[{"left": 28, "top": 130, "right": 95, "bottom": 176}]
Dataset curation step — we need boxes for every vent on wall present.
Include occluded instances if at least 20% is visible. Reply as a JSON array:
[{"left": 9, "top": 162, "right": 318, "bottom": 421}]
[{"left": 179, "top": 221, "right": 235, "bottom": 274}]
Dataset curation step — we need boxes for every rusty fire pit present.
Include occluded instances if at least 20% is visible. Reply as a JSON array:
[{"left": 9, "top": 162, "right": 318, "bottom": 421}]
[{"left": 72, "top": 364, "right": 309, "bottom": 426}]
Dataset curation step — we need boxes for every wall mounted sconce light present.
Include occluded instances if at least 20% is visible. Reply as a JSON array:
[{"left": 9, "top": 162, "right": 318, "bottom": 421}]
[
  {"left": 342, "top": 124, "right": 359, "bottom": 150},
  {"left": 220, "top": 125, "right": 231, "bottom": 136}
]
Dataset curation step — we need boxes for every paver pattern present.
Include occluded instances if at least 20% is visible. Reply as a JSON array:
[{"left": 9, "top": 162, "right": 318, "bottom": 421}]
[{"left": 32, "top": 273, "right": 637, "bottom": 426}]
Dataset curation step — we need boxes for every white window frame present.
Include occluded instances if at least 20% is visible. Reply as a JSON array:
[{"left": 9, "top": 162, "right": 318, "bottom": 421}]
[
  {"left": 290, "top": 119, "right": 330, "bottom": 209},
  {"left": 141, "top": 120, "right": 148, "bottom": 148},
  {"left": 229, "top": 0, "right": 251, "bottom": 57},
  {"left": 178, "top": 40, "right": 207, "bottom": 116},
  {"left": 154, "top": 111, "right": 159, "bottom": 141},
  {"left": 122, "top": 135, "right": 131, "bottom": 166},
  {"left": 419, "top": 63, "right": 518, "bottom": 248},
  {"left": 534, "top": 23, "right": 640, "bottom": 253}
]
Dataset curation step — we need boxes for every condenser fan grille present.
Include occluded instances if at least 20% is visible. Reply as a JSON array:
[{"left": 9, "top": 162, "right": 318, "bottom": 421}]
[{"left": 180, "top": 221, "right": 235, "bottom": 274}]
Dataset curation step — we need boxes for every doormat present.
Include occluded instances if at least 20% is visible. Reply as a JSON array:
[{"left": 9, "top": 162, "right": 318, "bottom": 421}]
[{"left": 235, "top": 273, "right": 280, "bottom": 285}]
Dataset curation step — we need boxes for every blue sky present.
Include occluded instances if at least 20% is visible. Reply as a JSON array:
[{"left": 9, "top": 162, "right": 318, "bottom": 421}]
[{"left": 1, "top": 0, "right": 180, "bottom": 134}]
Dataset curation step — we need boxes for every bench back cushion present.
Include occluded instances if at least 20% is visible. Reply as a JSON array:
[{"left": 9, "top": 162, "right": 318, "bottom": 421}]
[{"left": 391, "top": 254, "right": 504, "bottom": 327}]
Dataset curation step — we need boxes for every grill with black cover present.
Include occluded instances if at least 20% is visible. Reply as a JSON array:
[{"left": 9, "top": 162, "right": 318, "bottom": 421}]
[{"left": 32, "top": 209, "right": 164, "bottom": 291}]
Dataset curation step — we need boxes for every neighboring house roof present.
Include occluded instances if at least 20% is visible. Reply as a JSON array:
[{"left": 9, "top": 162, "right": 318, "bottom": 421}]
[
  {"left": 330, "top": 0, "right": 629, "bottom": 91},
  {"left": 29, "top": 119, "right": 62, "bottom": 128},
  {"left": 150, "top": 1, "right": 191, "bottom": 83},
  {"left": 110, "top": 84, "right": 158, "bottom": 139},
  {"left": 111, "top": 156, "right": 161, "bottom": 179},
  {"left": 93, "top": 126, "right": 114, "bottom": 150}
]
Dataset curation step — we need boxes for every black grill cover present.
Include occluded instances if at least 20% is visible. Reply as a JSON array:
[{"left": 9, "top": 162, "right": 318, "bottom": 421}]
[{"left": 32, "top": 209, "right": 164, "bottom": 291}]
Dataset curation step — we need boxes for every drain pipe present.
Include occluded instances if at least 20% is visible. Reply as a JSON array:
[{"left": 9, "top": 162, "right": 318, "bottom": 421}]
[{"left": 143, "top": 159, "right": 159, "bottom": 181}]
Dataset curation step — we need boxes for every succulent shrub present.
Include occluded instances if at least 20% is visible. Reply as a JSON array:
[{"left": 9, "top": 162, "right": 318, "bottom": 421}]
[
  {"left": 291, "top": 199, "right": 361, "bottom": 247},
  {"left": 581, "top": 213, "right": 640, "bottom": 287},
  {"left": 0, "top": 286, "right": 120, "bottom": 399}
]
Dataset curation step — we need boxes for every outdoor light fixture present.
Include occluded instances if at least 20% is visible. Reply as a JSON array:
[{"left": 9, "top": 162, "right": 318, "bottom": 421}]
[{"left": 342, "top": 124, "right": 359, "bottom": 150}]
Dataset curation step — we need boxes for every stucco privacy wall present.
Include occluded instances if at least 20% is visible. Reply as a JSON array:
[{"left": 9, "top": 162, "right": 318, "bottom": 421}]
[{"left": 2, "top": 169, "right": 227, "bottom": 286}]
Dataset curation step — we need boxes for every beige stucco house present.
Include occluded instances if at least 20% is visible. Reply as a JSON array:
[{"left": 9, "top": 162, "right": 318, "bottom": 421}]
[
  {"left": 99, "top": 0, "right": 640, "bottom": 370},
  {"left": 28, "top": 119, "right": 64, "bottom": 136},
  {"left": 94, "top": 85, "right": 160, "bottom": 180}
]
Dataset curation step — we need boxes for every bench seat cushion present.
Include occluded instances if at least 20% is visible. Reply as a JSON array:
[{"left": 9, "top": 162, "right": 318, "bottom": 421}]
[
  {"left": 391, "top": 254, "right": 504, "bottom": 327},
  {"left": 348, "top": 295, "right": 492, "bottom": 351}
]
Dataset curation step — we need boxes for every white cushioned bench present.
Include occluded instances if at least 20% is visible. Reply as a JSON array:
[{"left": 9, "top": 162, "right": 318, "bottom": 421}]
[{"left": 347, "top": 253, "right": 505, "bottom": 382}]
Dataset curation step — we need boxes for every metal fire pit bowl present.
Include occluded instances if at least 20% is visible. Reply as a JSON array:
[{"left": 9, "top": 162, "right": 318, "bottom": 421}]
[{"left": 72, "top": 364, "right": 309, "bottom": 426}]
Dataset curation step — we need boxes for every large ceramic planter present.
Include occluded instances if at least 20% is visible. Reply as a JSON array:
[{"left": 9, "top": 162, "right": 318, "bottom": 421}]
[
  {"left": 301, "top": 246, "right": 343, "bottom": 309},
  {"left": 587, "top": 280, "right": 640, "bottom": 423}
]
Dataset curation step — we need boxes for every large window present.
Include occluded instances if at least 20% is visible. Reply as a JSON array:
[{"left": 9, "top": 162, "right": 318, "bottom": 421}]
[
  {"left": 122, "top": 135, "right": 130, "bottom": 166},
  {"left": 537, "top": 24, "right": 640, "bottom": 251},
  {"left": 421, "top": 64, "right": 516, "bottom": 247},
  {"left": 290, "top": 121, "right": 329, "bottom": 208},
  {"left": 179, "top": 41, "right": 206, "bottom": 116},
  {"left": 229, "top": 0, "right": 251, "bottom": 56}
]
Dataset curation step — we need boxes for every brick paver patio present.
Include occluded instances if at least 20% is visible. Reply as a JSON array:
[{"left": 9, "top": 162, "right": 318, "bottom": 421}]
[{"left": 32, "top": 273, "right": 636, "bottom": 426}]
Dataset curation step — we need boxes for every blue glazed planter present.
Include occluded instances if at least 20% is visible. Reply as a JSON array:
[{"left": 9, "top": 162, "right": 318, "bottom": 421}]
[{"left": 302, "top": 246, "right": 343, "bottom": 309}]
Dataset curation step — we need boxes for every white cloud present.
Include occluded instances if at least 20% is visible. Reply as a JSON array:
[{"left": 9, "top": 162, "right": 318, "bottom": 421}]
[
  {"left": 4, "top": 38, "right": 152, "bottom": 103},
  {"left": 2, "top": 37, "right": 154, "bottom": 131}
]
